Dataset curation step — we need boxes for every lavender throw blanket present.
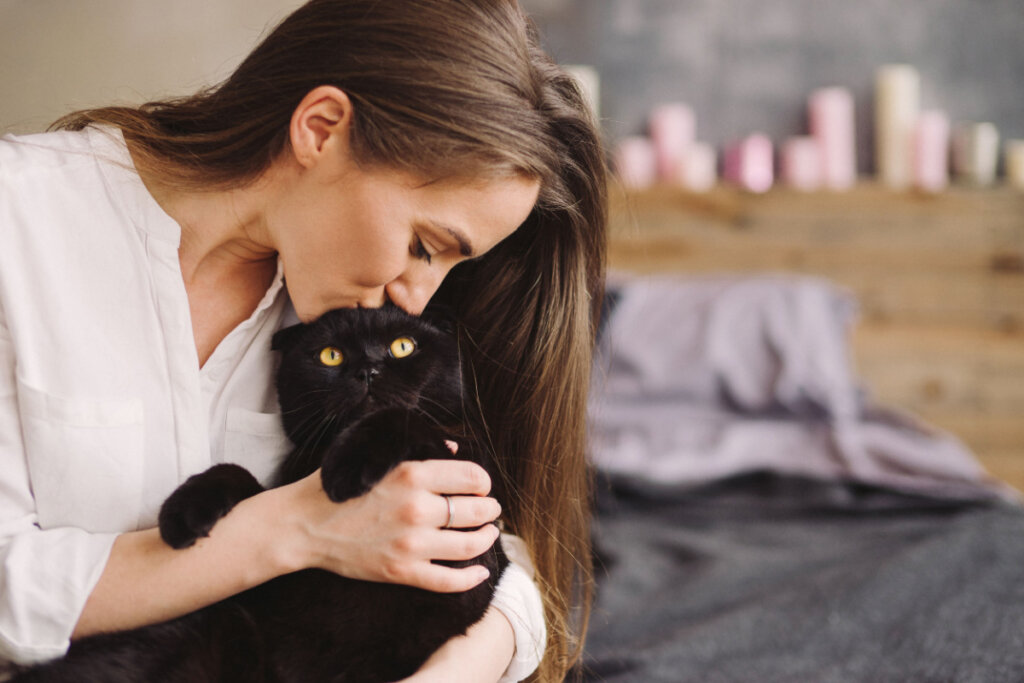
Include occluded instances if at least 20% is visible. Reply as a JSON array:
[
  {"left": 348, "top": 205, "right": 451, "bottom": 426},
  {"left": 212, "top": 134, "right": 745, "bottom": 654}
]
[{"left": 590, "top": 274, "right": 1015, "bottom": 502}]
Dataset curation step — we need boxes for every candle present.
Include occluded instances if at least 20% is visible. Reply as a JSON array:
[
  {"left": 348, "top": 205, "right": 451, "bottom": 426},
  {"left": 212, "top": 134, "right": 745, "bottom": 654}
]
[
  {"left": 1006, "top": 140, "right": 1024, "bottom": 191},
  {"left": 809, "top": 87, "right": 857, "bottom": 190},
  {"left": 953, "top": 122, "right": 1000, "bottom": 186},
  {"left": 875, "top": 65, "right": 920, "bottom": 189},
  {"left": 681, "top": 142, "right": 718, "bottom": 192},
  {"left": 725, "top": 134, "right": 774, "bottom": 193},
  {"left": 913, "top": 110, "right": 950, "bottom": 193},
  {"left": 563, "top": 64, "right": 600, "bottom": 120},
  {"left": 649, "top": 104, "right": 695, "bottom": 183},
  {"left": 781, "top": 137, "right": 823, "bottom": 191},
  {"left": 613, "top": 136, "right": 657, "bottom": 190}
]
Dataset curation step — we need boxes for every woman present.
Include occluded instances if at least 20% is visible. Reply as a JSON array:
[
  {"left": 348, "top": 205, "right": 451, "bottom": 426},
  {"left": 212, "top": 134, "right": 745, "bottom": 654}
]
[{"left": 0, "top": 0, "right": 606, "bottom": 681}]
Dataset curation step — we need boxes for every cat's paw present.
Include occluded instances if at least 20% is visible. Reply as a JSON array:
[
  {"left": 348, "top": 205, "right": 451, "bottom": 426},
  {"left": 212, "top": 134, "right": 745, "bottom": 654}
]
[
  {"left": 159, "top": 464, "right": 264, "bottom": 549},
  {"left": 321, "top": 409, "right": 449, "bottom": 503}
]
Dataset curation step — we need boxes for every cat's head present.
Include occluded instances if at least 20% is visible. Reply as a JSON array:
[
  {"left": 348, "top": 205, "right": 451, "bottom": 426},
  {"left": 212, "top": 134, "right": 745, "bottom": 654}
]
[{"left": 271, "top": 305, "right": 463, "bottom": 448}]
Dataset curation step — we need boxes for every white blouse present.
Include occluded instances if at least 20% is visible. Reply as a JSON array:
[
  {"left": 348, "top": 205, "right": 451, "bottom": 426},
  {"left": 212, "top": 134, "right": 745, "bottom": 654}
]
[{"left": 0, "top": 127, "right": 543, "bottom": 680}]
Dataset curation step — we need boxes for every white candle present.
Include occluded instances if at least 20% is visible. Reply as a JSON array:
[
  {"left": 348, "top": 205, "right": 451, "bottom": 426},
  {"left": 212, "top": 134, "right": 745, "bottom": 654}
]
[
  {"left": 875, "top": 65, "right": 920, "bottom": 189},
  {"left": 1006, "top": 140, "right": 1024, "bottom": 191},
  {"left": 613, "top": 136, "right": 657, "bottom": 190},
  {"left": 781, "top": 137, "right": 823, "bottom": 191},
  {"left": 563, "top": 64, "right": 601, "bottom": 120},
  {"left": 913, "top": 110, "right": 950, "bottom": 193},
  {"left": 809, "top": 87, "right": 857, "bottom": 190},
  {"left": 680, "top": 141, "right": 718, "bottom": 192},
  {"left": 725, "top": 134, "right": 774, "bottom": 193},
  {"left": 649, "top": 103, "right": 696, "bottom": 183},
  {"left": 953, "top": 122, "right": 1000, "bottom": 186}
]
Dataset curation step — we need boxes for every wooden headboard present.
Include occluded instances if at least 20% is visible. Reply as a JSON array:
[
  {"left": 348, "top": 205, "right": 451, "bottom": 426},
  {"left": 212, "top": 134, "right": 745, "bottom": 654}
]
[{"left": 607, "top": 184, "right": 1024, "bottom": 492}]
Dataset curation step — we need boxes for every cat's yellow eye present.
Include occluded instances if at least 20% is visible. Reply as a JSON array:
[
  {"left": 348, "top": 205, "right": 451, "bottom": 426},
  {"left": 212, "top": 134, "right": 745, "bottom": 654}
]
[
  {"left": 389, "top": 337, "right": 417, "bottom": 359},
  {"left": 319, "top": 347, "right": 344, "bottom": 366}
]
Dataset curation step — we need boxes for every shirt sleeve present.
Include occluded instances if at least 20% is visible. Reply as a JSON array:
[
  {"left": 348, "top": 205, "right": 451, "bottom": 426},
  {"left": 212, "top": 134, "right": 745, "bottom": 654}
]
[
  {"left": 0, "top": 304, "right": 118, "bottom": 665},
  {"left": 491, "top": 533, "right": 546, "bottom": 683}
]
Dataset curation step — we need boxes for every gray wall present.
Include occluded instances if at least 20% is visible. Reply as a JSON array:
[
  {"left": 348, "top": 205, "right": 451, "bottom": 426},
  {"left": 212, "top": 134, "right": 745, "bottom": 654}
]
[
  {"left": 524, "top": 0, "right": 1024, "bottom": 171},
  {"left": 0, "top": 0, "right": 305, "bottom": 135}
]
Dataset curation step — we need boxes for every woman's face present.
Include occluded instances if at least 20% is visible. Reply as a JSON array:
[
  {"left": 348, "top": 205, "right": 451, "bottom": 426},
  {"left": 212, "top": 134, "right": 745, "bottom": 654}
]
[{"left": 267, "top": 161, "right": 540, "bottom": 322}]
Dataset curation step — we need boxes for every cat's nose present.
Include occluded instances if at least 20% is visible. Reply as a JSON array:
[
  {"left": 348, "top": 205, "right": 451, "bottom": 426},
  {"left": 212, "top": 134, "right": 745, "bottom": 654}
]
[{"left": 356, "top": 367, "right": 381, "bottom": 384}]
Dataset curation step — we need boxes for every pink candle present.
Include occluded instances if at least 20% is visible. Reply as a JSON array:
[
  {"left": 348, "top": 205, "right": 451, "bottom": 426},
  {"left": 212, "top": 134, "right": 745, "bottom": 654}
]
[
  {"left": 725, "top": 134, "right": 774, "bottom": 193},
  {"left": 913, "top": 110, "right": 950, "bottom": 193},
  {"left": 781, "top": 137, "right": 823, "bottom": 191},
  {"left": 613, "top": 136, "right": 657, "bottom": 190},
  {"left": 809, "top": 87, "right": 857, "bottom": 189},
  {"left": 649, "top": 104, "right": 695, "bottom": 183}
]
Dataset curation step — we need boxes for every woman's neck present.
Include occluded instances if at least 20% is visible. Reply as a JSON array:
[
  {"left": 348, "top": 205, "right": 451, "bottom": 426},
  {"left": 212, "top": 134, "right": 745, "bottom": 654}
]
[{"left": 128, "top": 142, "right": 283, "bottom": 366}]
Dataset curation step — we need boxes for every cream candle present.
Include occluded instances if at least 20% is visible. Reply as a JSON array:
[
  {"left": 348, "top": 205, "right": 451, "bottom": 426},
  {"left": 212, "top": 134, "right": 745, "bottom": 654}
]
[
  {"left": 781, "top": 137, "right": 823, "bottom": 191},
  {"left": 680, "top": 141, "right": 718, "bottom": 192},
  {"left": 875, "top": 65, "right": 920, "bottom": 189},
  {"left": 613, "top": 136, "right": 657, "bottom": 190},
  {"left": 649, "top": 103, "right": 696, "bottom": 183},
  {"left": 1006, "top": 140, "right": 1024, "bottom": 191},
  {"left": 913, "top": 110, "right": 951, "bottom": 193},
  {"left": 809, "top": 87, "right": 857, "bottom": 190},
  {"left": 953, "top": 122, "right": 1000, "bottom": 186}
]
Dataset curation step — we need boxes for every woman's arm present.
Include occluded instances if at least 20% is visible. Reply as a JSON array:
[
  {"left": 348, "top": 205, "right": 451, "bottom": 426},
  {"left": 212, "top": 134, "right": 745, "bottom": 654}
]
[
  {"left": 74, "top": 461, "right": 501, "bottom": 638},
  {"left": 401, "top": 607, "right": 516, "bottom": 683}
]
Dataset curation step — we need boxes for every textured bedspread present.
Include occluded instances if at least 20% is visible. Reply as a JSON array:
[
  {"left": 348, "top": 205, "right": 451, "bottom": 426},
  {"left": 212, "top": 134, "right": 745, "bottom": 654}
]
[{"left": 579, "top": 472, "right": 1024, "bottom": 683}]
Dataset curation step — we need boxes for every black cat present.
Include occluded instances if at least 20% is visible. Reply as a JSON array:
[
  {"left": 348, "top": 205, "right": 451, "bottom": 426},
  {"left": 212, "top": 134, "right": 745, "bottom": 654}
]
[{"left": 13, "top": 305, "right": 508, "bottom": 683}]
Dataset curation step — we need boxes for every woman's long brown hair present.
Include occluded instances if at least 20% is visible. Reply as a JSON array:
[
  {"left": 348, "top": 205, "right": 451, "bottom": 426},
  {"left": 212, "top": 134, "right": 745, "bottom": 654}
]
[{"left": 54, "top": 2, "right": 607, "bottom": 679}]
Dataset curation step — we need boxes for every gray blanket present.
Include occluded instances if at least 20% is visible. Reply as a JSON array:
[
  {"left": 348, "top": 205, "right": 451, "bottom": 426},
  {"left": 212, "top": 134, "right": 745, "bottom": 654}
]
[{"left": 580, "top": 472, "right": 1024, "bottom": 683}]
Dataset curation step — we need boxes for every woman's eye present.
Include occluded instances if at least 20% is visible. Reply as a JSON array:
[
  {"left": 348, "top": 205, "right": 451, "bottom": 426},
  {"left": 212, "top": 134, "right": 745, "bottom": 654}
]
[
  {"left": 319, "top": 347, "right": 344, "bottom": 366},
  {"left": 412, "top": 237, "right": 432, "bottom": 264},
  {"left": 389, "top": 337, "right": 417, "bottom": 359}
]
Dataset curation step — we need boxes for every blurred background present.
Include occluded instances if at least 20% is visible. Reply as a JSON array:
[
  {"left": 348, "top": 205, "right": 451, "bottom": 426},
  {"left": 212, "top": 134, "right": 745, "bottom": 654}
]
[
  {"left": 1, "top": 0, "right": 1021, "bottom": 490},
  {"left": 523, "top": 0, "right": 1024, "bottom": 173}
]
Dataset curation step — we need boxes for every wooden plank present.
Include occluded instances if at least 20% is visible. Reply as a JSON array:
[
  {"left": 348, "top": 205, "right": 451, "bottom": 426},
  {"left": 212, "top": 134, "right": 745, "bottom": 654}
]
[
  {"left": 608, "top": 186, "right": 1024, "bottom": 330},
  {"left": 975, "top": 450, "right": 1024, "bottom": 494},
  {"left": 853, "top": 322, "right": 1024, "bottom": 414},
  {"left": 609, "top": 184, "right": 1024, "bottom": 246}
]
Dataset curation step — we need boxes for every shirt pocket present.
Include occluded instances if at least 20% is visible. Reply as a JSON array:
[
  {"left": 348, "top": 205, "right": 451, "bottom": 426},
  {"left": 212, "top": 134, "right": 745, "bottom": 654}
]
[
  {"left": 223, "top": 408, "right": 293, "bottom": 487},
  {"left": 16, "top": 378, "right": 144, "bottom": 533}
]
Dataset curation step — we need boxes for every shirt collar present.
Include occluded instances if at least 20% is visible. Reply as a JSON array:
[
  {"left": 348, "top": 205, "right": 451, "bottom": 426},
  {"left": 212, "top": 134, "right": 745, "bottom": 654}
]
[{"left": 87, "top": 125, "right": 183, "bottom": 247}]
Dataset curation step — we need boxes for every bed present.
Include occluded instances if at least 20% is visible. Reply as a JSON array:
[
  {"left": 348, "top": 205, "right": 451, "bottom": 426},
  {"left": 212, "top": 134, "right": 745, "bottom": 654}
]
[{"left": 577, "top": 272, "right": 1024, "bottom": 682}]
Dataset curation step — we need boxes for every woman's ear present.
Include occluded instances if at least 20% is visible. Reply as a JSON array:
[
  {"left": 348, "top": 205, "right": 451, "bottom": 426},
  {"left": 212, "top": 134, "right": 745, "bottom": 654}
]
[{"left": 289, "top": 85, "right": 354, "bottom": 169}]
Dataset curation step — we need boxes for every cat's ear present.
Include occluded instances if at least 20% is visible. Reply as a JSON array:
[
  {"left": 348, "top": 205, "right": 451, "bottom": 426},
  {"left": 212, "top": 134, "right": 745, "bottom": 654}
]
[
  {"left": 420, "top": 302, "right": 457, "bottom": 334},
  {"left": 271, "top": 323, "right": 306, "bottom": 352}
]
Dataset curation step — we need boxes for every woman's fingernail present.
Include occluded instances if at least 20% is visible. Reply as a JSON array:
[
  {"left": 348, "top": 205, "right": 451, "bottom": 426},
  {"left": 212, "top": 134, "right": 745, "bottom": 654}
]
[{"left": 444, "top": 440, "right": 459, "bottom": 454}]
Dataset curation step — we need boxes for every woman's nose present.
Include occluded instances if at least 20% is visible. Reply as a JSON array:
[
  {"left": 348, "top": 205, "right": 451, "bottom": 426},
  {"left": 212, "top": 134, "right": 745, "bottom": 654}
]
[
  {"left": 357, "top": 287, "right": 387, "bottom": 309},
  {"left": 385, "top": 268, "right": 447, "bottom": 316}
]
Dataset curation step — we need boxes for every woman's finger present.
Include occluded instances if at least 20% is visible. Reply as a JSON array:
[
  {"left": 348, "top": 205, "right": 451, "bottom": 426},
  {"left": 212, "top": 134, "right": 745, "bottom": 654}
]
[
  {"left": 439, "top": 494, "right": 501, "bottom": 530},
  {"left": 389, "top": 459, "right": 492, "bottom": 497},
  {"left": 438, "top": 524, "right": 501, "bottom": 562},
  {"left": 404, "top": 561, "right": 492, "bottom": 594}
]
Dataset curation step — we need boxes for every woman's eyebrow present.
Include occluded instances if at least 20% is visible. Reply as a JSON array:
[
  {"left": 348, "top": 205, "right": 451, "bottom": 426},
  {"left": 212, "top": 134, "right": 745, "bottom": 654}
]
[{"left": 421, "top": 219, "right": 475, "bottom": 257}]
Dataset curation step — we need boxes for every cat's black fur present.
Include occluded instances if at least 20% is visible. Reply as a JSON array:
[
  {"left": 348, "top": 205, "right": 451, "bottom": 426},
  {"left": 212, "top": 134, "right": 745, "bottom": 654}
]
[{"left": 13, "top": 305, "right": 508, "bottom": 683}]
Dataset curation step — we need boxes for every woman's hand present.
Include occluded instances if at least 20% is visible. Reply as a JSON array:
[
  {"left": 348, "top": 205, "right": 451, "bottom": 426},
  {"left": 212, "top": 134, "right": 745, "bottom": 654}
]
[{"left": 276, "top": 459, "right": 502, "bottom": 592}]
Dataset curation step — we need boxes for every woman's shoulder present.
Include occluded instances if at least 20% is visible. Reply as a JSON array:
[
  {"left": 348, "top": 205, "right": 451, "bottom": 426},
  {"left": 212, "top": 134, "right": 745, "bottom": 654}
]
[
  {"left": 0, "top": 127, "right": 142, "bottom": 249},
  {"left": 0, "top": 127, "right": 127, "bottom": 184}
]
